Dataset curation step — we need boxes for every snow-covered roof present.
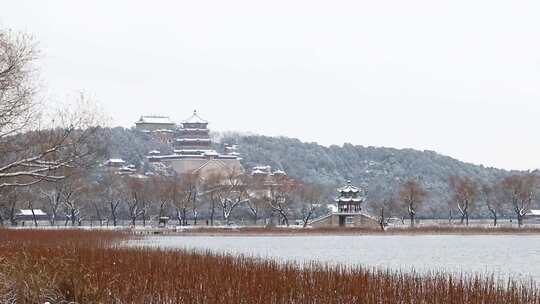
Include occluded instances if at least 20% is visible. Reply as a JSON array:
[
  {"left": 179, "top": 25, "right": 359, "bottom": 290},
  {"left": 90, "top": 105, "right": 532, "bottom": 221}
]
[
  {"left": 176, "top": 138, "right": 211, "bottom": 142},
  {"left": 136, "top": 115, "right": 175, "bottom": 125},
  {"left": 336, "top": 197, "right": 363, "bottom": 203},
  {"left": 107, "top": 158, "right": 125, "bottom": 163},
  {"left": 203, "top": 151, "right": 219, "bottom": 156},
  {"left": 148, "top": 154, "right": 204, "bottom": 161},
  {"left": 527, "top": 210, "right": 540, "bottom": 216},
  {"left": 337, "top": 180, "right": 360, "bottom": 193},
  {"left": 273, "top": 169, "right": 286, "bottom": 175},
  {"left": 174, "top": 149, "right": 215, "bottom": 154},
  {"left": 152, "top": 129, "right": 176, "bottom": 133},
  {"left": 104, "top": 158, "right": 126, "bottom": 166},
  {"left": 119, "top": 166, "right": 136, "bottom": 171},
  {"left": 17, "top": 209, "right": 47, "bottom": 216},
  {"left": 225, "top": 144, "right": 239, "bottom": 151},
  {"left": 131, "top": 174, "right": 149, "bottom": 179},
  {"left": 179, "top": 128, "right": 209, "bottom": 132},
  {"left": 218, "top": 154, "right": 239, "bottom": 159},
  {"left": 253, "top": 165, "right": 272, "bottom": 172},
  {"left": 182, "top": 110, "right": 208, "bottom": 124}
]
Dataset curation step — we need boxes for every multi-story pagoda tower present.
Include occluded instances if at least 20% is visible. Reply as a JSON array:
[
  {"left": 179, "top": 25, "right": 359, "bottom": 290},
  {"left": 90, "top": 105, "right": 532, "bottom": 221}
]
[
  {"left": 336, "top": 180, "right": 364, "bottom": 213},
  {"left": 175, "top": 110, "right": 212, "bottom": 155},
  {"left": 147, "top": 110, "right": 243, "bottom": 177}
]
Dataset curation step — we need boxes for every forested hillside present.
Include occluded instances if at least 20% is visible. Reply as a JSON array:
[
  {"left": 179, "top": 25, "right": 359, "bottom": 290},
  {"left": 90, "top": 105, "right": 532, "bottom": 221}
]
[
  {"left": 221, "top": 135, "right": 513, "bottom": 217},
  {"left": 104, "top": 128, "right": 514, "bottom": 218}
]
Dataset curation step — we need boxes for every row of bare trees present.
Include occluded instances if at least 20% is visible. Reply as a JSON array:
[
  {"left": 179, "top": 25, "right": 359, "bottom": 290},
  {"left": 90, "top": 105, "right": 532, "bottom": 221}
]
[
  {"left": 447, "top": 174, "right": 538, "bottom": 227},
  {"left": 0, "top": 169, "right": 327, "bottom": 227},
  {"left": 378, "top": 173, "right": 539, "bottom": 228}
]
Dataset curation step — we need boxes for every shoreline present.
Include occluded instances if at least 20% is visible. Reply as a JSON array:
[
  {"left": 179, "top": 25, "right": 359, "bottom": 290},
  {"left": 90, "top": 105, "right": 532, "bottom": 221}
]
[
  {"left": 9, "top": 224, "right": 540, "bottom": 236},
  {"left": 132, "top": 225, "right": 540, "bottom": 237}
]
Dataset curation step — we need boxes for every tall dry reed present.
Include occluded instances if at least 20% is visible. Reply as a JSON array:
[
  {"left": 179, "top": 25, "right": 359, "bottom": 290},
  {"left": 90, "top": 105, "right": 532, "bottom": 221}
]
[{"left": 0, "top": 229, "right": 538, "bottom": 303}]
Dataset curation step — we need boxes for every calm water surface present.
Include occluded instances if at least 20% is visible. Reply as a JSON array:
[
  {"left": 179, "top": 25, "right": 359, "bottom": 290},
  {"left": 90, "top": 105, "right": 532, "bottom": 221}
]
[{"left": 134, "top": 235, "right": 540, "bottom": 282}]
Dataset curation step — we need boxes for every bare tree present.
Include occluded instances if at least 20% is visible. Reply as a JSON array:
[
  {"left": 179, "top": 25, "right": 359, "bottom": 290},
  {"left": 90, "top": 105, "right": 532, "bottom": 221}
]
[
  {"left": 297, "top": 183, "right": 323, "bottom": 228},
  {"left": 372, "top": 197, "right": 399, "bottom": 231},
  {"left": 244, "top": 174, "right": 268, "bottom": 225},
  {"left": 123, "top": 175, "right": 150, "bottom": 227},
  {"left": 500, "top": 174, "right": 538, "bottom": 227},
  {"left": 96, "top": 171, "right": 124, "bottom": 226},
  {"left": 0, "top": 29, "right": 105, "bottom": 189},
  {"left": 6, "top": 190, "right": 18, "bottom": 226},
  {"left": 151, "top": 175, "right": 171, "bottom": 220},
  {"left": 246, "top": 195, "right": 266, "bottom": 225},
  {"left": 0, "top": 187, "right": 19, "bottom": 226},
  {"left": 39, "top": 181, "right": 64, "bottom": 226},
  {"left": 0, "top": 193, "right": 5, "bottom": 226},
  {"left": 399, "top": 178, "right": 427, "bottom": 227},
  {"left": 202, "top": 173, "right": 222, "bottom": 226},
  {"left": 378, "top": 206, "right": 386, "bottom": 231},
  {"left": 38, "top": 168, "right": 79, "bottom": 226},
  {"left": 0, "top": 29, "right": 38, "bottom": 139},
  {"left": 481, "top": 183, "right": 503, "bottom": 227},
  {"left": 449, "top": 176, "right": 478, "bottom": 226},
  {"left": 20, "top": 187, "right": 40, "bottom": 227},
  {"left": 82, "top": 179, "right": 107, "bottom": 227},
  {"left": 265, "top": 175, "right": 299, "bottom": 227},
  {"left": 60, "top": 172, "right": 91, "bottom": 226},
  {"left": 170, "top": 173, "right": 199, "bottom": 226},
  {"left": 191, "top": 186, "right": 201, "bottom": 226},
  {"left": 210, "top": 171, "right": 249, "bottom": 226}
]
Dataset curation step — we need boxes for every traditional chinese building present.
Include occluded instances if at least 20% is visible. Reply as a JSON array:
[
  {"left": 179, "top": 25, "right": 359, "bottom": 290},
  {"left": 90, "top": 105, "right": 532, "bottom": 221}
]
[
  {"left": 336, "top": 181, "right": 363, "bottom": 213},
  {"left": 147, "top": 111, "right": 243, "bottom": 178},
  {"left": 311, "top": 180, "right": 378, "bottom": 228},
  {"left": 135, "top": 115, "right": 176, "bottom": 132},
  {"left": 135, "top": 115, "right": 176, "bottom": 144},
  {"left": 103, "top": 158, "right": 137, "bottom": 175},
  {"left": 174, "top": 111, "right": 212, "bottom": 155}
]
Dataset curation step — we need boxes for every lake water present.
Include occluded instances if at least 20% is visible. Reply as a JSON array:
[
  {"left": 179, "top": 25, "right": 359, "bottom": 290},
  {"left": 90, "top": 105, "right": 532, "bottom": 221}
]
[{"left": 133, "top": 234, "right": 540, "bottom": 283}]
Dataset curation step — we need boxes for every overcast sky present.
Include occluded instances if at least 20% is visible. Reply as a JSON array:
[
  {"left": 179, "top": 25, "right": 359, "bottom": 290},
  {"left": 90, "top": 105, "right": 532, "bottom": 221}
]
[{"left": 2, "top": 0, "right": 540, "bottom": 170}]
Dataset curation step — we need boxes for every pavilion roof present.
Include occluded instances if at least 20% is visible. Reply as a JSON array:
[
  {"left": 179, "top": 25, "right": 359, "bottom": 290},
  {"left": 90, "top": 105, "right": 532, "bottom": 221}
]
[
  {"left": 337, "top": 180, "right": 360, "bottom": 193},
  {"left": 336, "top": 197, "right": 363, "bottom": 203},
  {"left": 136, "top": 115, "right": 175, "bottom": 125},
  {"left": 182, "top": 110, "right": 208, "bottom": 124}
]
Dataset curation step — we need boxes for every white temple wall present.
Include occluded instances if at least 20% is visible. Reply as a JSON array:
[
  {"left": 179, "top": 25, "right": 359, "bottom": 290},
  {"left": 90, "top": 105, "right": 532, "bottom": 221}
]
[{"left": 165, "top": 158, "right": 244, "bottom": 178}]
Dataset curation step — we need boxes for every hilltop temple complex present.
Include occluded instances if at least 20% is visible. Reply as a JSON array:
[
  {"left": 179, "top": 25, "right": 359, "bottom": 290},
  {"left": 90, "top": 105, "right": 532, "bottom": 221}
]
[
  {"left": 135, "top": 112, "right": 379, "bottom": 227},
  {"left": 143, "top": 111, "right": 243, "bottom": 177}
]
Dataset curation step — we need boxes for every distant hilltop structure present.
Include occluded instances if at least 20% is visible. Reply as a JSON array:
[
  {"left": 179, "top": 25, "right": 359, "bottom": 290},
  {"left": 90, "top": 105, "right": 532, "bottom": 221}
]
[
  {"left": 135, "top": 115, "right": 176, "bottom": 131},
  {"left": 135, "top": 115, "right": 176, "bottom": 144},
  {"left": 144, "top": 110, "right": 243, "bottom": 178},
  {"left": 174, "top": 110, "right": 212, "bottom": 156},
  {"left": 103, "top": 158, "right": 137, "bottom": 175},
  {"left": 250, "top": 165, "right": 286, "bottom": 177}
]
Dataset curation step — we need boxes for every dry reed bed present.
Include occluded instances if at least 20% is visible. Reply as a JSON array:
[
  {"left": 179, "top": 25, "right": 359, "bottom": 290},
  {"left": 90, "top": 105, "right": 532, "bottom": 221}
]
[{"left": 0, "top": 229, "right": 538, "bottom": 303}]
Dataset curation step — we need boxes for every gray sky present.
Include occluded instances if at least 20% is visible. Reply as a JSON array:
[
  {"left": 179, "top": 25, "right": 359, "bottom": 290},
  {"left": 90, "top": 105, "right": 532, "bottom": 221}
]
[{"left": 2, "top": 0, "right": 540, "bottom": 170}]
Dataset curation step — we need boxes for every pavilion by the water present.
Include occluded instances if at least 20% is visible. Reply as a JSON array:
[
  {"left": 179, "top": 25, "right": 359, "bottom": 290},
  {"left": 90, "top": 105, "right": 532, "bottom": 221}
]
[{"left": 311, "top": 180, "right": 378, "bottom": 227}]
